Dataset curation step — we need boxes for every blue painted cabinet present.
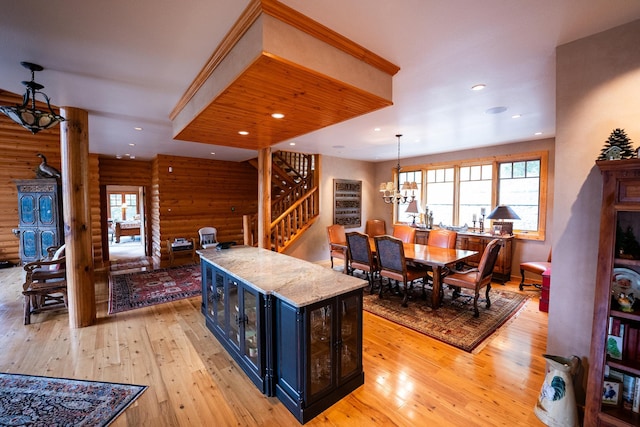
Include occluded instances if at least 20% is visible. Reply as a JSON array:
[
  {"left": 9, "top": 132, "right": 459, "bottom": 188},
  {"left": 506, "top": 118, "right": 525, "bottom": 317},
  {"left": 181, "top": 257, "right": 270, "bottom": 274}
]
[
  {"left": 274, "top": 289, "right": 364, "bottom": 424},
  {"left": 15, "top": 179, "right": 63, "bottom": 264},
  {"left": 201, "top": 260, "right": 271, "bottom": 395}
]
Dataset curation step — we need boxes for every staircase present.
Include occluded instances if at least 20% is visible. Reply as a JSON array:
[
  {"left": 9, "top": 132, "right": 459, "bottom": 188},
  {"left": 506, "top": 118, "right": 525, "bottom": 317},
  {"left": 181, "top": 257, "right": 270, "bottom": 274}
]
[{"left": 245, "top": 151, "right": 320, "bottom": 252}]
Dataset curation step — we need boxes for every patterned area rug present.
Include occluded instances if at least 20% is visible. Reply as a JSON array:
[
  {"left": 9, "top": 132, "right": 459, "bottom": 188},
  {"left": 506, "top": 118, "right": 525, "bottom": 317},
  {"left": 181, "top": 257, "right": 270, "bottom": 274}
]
[
  {"left": 0, "top": 373, "right": 147, "bottom": 426},
  {"left": 110, "top": 257, "right": 150, "bottom": 272},
  {"left": 109, "top": 264, "right": 201, "bottom": 314},
  {"left": 363, "top": 284, "right": 529, "bottom": 353}
]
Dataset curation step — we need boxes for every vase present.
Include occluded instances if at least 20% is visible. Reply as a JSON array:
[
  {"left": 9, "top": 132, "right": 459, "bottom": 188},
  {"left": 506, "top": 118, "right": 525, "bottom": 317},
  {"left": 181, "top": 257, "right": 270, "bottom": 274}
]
[{"left": 534, "top": 354, "right": 580, "bottom": 427}]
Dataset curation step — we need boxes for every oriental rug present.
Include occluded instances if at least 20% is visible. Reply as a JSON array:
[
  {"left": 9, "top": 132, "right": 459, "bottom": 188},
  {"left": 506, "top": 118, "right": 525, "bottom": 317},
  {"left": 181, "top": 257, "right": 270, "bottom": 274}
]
[
  {"left": 363, "top": 285, "right": 529, "bottom": 353},
  {"left": 108, "top": 264, "right": 201, "bottom": 314},
  {"left": 0, "top": 373, "right": 147, "bottom": 426}
]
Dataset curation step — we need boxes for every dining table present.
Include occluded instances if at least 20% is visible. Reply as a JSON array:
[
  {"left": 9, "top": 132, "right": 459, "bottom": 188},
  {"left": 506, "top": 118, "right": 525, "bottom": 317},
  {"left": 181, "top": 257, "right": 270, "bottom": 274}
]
[{"left": 337, "top": 238, "right": 477, "bottom": 309}]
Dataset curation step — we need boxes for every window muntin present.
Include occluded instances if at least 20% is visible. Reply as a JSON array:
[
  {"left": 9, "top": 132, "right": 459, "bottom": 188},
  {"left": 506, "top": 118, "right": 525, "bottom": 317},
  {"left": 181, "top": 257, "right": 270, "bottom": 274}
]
[
  {"left": 425, "top": 167, "right": 454, "bottom": 226},
  {"left": 498, "top": 160, "right": 540, "bottom": 232},
  {"left": 459, "top": 164, "right": 492, "bottom": 227}
]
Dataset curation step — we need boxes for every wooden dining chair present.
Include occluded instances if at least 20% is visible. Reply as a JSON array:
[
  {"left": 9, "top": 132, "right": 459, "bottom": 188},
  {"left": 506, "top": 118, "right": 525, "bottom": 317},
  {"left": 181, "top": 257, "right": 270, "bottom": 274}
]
[
  {"left": 346, "top": 231, "right": 379, "bottom": 293},
  {"left": 327, "top": 224, "right": 347, "bottom": 270},
  {"left": 392, "top": 224, "right": 416, "bottom": 243},
  {"left": 423, "top": 228, "right": 458, "bottom": 292},
  {"left": 365, "top": 219, "right": 386, "bottom": 237},
  {"left": 374, "top": 235, "right": 428, "bottom": 307},
  {"left": 442, "top": 238, "right": 501, "bottom": 317}
]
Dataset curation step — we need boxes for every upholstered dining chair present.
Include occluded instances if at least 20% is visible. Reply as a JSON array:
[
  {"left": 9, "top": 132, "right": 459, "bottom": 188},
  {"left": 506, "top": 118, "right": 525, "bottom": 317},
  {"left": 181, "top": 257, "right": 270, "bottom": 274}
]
[
  {"left": 442, "top": 238, "right": 501, "bottom": 317},
  {"left": 374, "top": 235, "right": 429, "bottom": 307},
  {"left": 198, "top": 227, "right": 218, "bottom": 249},
  {"left": 392, "top": 224, "right": 416, "bottom": 243},
  {"left": 423, "top": 228, "right": 458, "bottom": 292},
  {"left": 519, "top": 249, "right": 552, "bottom": 291},
  {"left": 365, "top": 219, "right": 387, "bottom": 237},
  {"left": 346, "top": 231, "right": 379, "bottom": 293},
  {"left": 327, "top": 224, "right": 347, "bottom": 271}
]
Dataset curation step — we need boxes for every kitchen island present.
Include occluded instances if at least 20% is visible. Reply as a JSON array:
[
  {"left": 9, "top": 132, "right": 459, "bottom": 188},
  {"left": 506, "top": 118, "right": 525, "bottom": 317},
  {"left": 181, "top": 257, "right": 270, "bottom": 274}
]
[{"left": 198, "top": 246, "right": 368, "bottom": 424}]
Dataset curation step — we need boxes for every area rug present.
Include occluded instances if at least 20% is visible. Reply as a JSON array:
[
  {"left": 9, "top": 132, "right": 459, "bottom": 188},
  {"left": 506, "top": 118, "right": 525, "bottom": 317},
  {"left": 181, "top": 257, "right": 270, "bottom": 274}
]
[
  {"left": 0, "top": 372, "right": 147, "bottom": 426},
  {"left": 108, "top": 264, "right": 201, "bottom": 314},
  {"left": 110, "top": 257, "right": 150, "bottom": 272},
  {"left": 363, "top": 285, "right": 529, "bottom": 353}
]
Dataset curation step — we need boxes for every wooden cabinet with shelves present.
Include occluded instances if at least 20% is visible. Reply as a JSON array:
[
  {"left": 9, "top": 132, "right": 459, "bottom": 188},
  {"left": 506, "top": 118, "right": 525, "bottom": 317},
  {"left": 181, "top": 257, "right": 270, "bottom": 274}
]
[
  {"left": 585, "top": 159, "right": 640, "bottom": 426},
  {"left": 415, "top": 229, "right": 513, "bottom": 282}
]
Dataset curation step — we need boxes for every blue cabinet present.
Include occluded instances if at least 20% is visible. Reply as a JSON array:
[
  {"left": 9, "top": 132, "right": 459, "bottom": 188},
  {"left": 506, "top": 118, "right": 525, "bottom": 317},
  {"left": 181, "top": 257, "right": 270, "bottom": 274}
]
[
  {"left": 15, "top": 179, "right": 63, "bottom": 264},
  {"left": 274, "top": 289, "right": 364, "bottom": 424},
  {"left": 201, "top": 261, "right": 271, "bottom": 395}
]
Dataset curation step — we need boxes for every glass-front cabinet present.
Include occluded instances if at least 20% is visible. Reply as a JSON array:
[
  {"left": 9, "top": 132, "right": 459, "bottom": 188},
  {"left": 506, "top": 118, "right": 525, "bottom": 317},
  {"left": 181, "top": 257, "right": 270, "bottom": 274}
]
[
  {"left": 200, "top": 260, "right": 268, "bottom": 394},
  {"left": 586, "top": 159, "right": 640, "bottom": 426},
  {"left": 275, "top": 289, "right": 364, "bottom": 424}
]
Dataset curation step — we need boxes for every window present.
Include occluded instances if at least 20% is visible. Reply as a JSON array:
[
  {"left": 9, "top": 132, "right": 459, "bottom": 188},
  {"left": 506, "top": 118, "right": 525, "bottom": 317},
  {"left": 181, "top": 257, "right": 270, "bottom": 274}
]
[
  {"left": 459, "top": 164, "right": 492, "bottom": 226},
  {"left": 391, "top": 151, "right": 547, "bottom": 240},
  {"left": 108, "top": 192, "right": 138, "bottom": 221},
  {"left": 498, "top": 159, "right": 540, "bottom": 232},
  {"left": 397, "top": 170, "right": 422, "bottom": 224},
  {"left": 425, "top": 167, "right": 454, "bottom": 226}
]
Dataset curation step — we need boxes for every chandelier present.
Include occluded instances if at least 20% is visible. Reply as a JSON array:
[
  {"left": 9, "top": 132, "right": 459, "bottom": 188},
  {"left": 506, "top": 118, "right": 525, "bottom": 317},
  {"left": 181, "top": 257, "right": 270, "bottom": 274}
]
[
  {"left": 379, "top": 134, "right": 417, "bottom": 204},
  {"left": 0, "top": 62, "right": 65, "bottom": 134}
]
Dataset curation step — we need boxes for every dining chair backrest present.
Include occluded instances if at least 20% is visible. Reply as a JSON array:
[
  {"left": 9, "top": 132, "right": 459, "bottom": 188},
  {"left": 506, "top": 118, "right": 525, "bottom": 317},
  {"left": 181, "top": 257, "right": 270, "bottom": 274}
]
[
  {"left": 374, "top": 235, "right": 407, "bottom": 275},
  {"left": 478, "top": 239, "right": 502, "bottom": 280},
  {"left": 327, "top": 224, "right": 346, "bottom": 245},
  {"left": 365, "top": 219, "right": 387, "bottom": 237},
  {"left": 392, "top": 224, "right": 416, "bottom": 243},
  {"left": 346, "top": 231, "right": 375, "bottom": 267},
  {"left": 427, "top": 229, "right": 457, "bottom": 249}
]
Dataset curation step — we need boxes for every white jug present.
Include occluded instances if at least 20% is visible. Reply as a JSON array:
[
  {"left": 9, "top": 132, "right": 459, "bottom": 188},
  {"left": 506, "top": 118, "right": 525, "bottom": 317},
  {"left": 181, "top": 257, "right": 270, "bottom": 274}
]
[{"left": 534, "top": 354, "right": 580, "bottom": 427}]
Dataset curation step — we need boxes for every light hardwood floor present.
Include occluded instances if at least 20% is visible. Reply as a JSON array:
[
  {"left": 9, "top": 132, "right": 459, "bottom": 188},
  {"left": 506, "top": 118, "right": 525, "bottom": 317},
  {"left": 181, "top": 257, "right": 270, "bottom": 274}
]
[{"left": 0, "top": 263, "right": 548, "bottom": 426}]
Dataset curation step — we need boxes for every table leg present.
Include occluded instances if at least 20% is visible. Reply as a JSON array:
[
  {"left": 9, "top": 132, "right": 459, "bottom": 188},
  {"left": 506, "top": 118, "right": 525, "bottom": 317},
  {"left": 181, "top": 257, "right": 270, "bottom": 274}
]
[{"left": 432, "top": 266, "right": 443, "bottom": 309}]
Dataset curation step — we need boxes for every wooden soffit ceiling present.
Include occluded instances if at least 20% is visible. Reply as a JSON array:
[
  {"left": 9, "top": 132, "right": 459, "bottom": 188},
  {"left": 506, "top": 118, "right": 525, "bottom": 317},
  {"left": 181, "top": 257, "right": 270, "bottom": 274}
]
[{"left": 170, "top": 0, "right": 400, "bottom": 151}]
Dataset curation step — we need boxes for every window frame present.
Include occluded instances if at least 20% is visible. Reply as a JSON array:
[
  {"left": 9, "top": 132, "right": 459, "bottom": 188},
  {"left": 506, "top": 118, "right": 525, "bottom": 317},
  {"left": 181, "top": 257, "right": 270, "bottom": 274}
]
[{"left": 392, "top": 150, "right": 548, "bottom": 241}]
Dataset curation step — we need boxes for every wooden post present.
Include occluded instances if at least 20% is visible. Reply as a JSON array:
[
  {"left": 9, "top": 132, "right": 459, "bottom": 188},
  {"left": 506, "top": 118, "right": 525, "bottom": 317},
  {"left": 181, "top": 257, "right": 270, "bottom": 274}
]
[
  {"left": 60, "top": 107, "right": 96, "bottom": 328},
  {"left": 257, "top": 147, "right": 272, "bottom": 249}
]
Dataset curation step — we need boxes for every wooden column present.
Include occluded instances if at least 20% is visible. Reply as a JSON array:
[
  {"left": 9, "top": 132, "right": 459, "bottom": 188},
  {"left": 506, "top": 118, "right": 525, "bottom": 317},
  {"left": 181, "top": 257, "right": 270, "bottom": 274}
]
[
  {"left": 60, "top": 107, "right": 96, "bottom": 328},
  {"left": 257, "top": 147, "right": 272, "bottom": 249}
]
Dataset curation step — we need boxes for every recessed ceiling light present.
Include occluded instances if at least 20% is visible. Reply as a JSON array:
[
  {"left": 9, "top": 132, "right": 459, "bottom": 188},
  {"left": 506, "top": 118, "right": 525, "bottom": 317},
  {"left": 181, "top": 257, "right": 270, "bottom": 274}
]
[
  {"left": 374, "top": 128, "right": 381, "bottom": 132},
  {"left": 125, "top": 153, "right": 130, "bottom": 157},
  {"left": 511, "top": 114, "right": 521, "bottom": 119},
  {"left": 289, "top": 142, "right": 296, "bottom": 146},
  {"left": 210, "top": 152, "right": 215, "bottom": 155},
  {"left": 238, "top": 131, "right": 249, "bottom": 135},
  {"left": 485, "top": 106, "right": 507, "bottom": 114},
  {"left": 134, "top": 127, "right": 143, "bottom": 131},
  {"left": 116, "top": 155, "right": 122, "bottom": 159},
  {"left": 471, "top": 84, "right": 486, "bottom": 91},
  {"left": 271, "top": 113, "right": 285, "bottom": 119},
  {"left": 534, "top": 132, "right": 543, "bottom": 136},
  {"left": 130, "top": 155, "right": 136, "bottom": 159},
  {"left": 128, "top": 143, "right": 135, "bottom": 146}
]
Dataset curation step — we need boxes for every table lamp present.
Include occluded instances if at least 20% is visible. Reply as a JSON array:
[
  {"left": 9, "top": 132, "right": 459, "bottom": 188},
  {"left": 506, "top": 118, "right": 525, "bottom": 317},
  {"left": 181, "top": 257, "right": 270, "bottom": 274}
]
[
  {"left": 405, "top": 199, "right": 420, "bottom": 226},
  {"left": 486, "top": 205, "right": 520, "bottom": 235}
]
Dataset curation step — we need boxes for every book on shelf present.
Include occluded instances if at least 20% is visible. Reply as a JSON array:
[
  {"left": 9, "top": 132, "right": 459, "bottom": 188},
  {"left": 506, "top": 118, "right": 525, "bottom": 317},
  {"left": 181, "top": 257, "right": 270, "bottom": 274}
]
[
  {"left": 623, "top": 374, "right": 636, "bottom": 410},
  {"left": 607, "top": 317, "right": 624, "bottom": 360},
  {"left": 634, "top": 379, "right": 640, "bottom": 413}
]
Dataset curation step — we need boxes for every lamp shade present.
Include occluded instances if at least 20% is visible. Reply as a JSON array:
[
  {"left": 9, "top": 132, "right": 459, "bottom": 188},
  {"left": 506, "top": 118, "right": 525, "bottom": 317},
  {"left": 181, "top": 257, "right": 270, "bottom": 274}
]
[
  {"left": 486, "top": 205, "right": 520, "bottom": 220},
  {"left": 405, "top": 199, "right": 420, "bottom": 214}
]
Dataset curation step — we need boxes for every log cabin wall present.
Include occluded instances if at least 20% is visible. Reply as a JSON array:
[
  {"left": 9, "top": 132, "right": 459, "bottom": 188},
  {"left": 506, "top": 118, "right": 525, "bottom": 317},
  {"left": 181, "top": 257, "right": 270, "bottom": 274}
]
[
  {"left": 152, "top": 154, "right": 258, "bottom": 267},
  {"left": 0, "top": 91, "right": 63, "bottom": 265},
  {"left": 88, "top": 154, "right": 102, "bottom": 267}
]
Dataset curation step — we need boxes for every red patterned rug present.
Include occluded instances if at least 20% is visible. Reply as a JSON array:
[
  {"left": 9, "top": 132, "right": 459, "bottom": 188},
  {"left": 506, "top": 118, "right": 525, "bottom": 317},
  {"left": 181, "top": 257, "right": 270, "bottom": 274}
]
[
  {"left": 108, "top": 265, "right": 201, "bottom": 314},
  {"left": 363, "top": 284, "right": 529, "bottom": 353}
]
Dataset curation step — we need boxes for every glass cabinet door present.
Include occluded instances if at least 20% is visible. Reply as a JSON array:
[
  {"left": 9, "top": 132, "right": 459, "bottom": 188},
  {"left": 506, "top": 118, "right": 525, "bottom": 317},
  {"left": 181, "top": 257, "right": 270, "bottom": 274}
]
[
  {"left": 229, "top": 279, "right": 240, "bottom": 347},
  {"left": 309, "top": 302, "right": 334, "bottom": 397},
  {"left": 243, "top": 288, "right": 259, "bottom": 365},
  {"left": 214, "top": 271, "right": 226, "bottom": 327},
  {"left": 339, "top": 293, "right": 361, "bottom": 381}
]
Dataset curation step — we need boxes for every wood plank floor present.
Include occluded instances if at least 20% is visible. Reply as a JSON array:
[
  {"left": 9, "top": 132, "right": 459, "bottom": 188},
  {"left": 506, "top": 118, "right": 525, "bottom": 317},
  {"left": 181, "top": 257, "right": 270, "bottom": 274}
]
[{"left": 0, "top": 263, "right": 548, "bottom": 426}]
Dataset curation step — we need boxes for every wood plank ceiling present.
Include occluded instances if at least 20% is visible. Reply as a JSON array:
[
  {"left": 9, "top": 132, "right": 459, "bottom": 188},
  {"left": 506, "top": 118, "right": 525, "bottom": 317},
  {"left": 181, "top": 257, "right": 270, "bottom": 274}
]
[{"left": 170, "top": 0, "right": 399, "bottom": 151}]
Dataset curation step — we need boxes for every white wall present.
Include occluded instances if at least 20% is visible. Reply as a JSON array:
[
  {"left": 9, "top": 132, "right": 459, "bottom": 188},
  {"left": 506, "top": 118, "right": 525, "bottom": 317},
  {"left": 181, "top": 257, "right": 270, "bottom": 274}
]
[{"left": 553, "top": 19, "right": 640, "bottom": 400}]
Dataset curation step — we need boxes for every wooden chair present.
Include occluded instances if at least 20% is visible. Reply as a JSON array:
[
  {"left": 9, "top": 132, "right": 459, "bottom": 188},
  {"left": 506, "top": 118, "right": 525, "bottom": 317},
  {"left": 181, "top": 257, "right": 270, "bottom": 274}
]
[
  {"left": 22, "top": 244, "right": 68, "bottom": 325},
  {"left": 327, "top": 224, "right": 347, "bottom": 270},
  {"left": 374, "top": 235, "right": 428, "bottom": 307},
  {"left": 346, "top": 231, "right": 379, "bottom": 293},
  {"left": 442, "top": 238, "right": 501, "bottom": 317},
  {"left": 198, "top": 226, "right": 218, "bottom": 249},
  {"left": 519, "top": 249, "right": 552, "bottom": 291},
  {"left": 392, "top": 224, "right": 416, "bottom": 243},
  {"left": 365, "top": 219, "right": 386, "bottom": 237}
]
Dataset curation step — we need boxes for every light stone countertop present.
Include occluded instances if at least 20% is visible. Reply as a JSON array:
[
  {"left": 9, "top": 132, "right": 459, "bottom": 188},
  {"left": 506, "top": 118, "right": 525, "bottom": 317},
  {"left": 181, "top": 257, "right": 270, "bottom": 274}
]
[{"left": 197, "top": 245, "right": 367, "bottom": 307}]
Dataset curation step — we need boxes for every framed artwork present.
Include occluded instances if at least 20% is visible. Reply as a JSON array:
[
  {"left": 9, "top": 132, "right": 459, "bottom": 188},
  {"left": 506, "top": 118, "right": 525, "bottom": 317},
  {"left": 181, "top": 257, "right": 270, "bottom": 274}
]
[
  {"left": 333, "top": 179, "right": 361, "bottom": 228},
  {"left": 602, "top": 380, "right": 621, "bottom": 406}
]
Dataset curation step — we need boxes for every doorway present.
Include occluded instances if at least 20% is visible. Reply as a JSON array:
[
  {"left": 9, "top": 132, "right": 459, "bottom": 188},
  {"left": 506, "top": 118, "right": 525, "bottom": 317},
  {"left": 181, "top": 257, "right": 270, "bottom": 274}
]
[{"left": 106, "top": 185, "right": 146, "bottom": 261}]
